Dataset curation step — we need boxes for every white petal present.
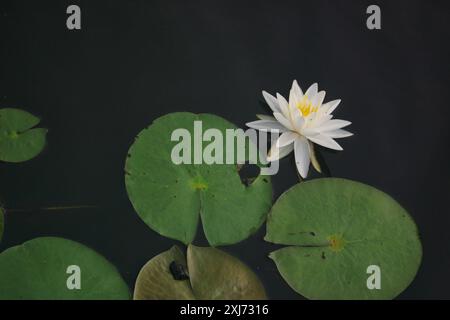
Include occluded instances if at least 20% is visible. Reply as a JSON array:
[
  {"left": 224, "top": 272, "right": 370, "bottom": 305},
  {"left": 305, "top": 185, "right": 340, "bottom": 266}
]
[
  {"left": 262, "top": 91, "right": 281, "bottom": 114},
  {"left": 289, "top": 80, "right": 304, "bottom": 110},
  {"left": 291, "top": 80, "right": 303, "bottom": 98},
  {"left": 315, "top": 119, "right": 351, "bottom": 132},
  {"left": 320, "top": 99, "right": 341, "bottom": 115},
  {"left": 256, "top": 114, "right": 276, "bottom": 121},
  {"left": 294, "top": 137, "right": 311, "bottom": 178},
  {"left": 324, "top": 129, "right": 353, "bottom": 138},
  {"left": 307, "top": 134, "right": 343, "bottom": 151},
  {"left": 310, "top": 113, "right": 333, "bottom": 128},
  {"left": 276, "top": 131, "right": 299, "bottom": 148},
  {"left": 304, "top": 83, "right": 318, "bottom": 100},
  {"left": 301, "top": 128, "right": 320, "bottom": 138},
  {"left": 273, "top": 112, "right": 294, "bottom": 131},
  {"left": 287, "top": 100, "right": 297, "bottom": 121},
  {"left": 276, "top": 93, "right": 290, "bottom": 119},
  {"left": 289, "top": 88, "right": 300, "bottom": 113},
  {"left": 267, "top": 142, "right": 294, "bottom": 162},
  {"left": 310, "top": 90, "right": 326, "bottom": 108},
  {"left": 308, "top": 141, "right": 321, "bottom": 173},
  {"left": 291, "top": 109, "right": 305, "bottom": 132},
  {"left": 246, "top": 120, "right": 287, "bottom": 132}
]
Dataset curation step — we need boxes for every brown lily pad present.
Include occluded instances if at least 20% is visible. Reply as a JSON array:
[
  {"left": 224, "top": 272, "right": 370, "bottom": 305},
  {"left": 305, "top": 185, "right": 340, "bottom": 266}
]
[
  {"left": 134, "top": 246, "right": 195, "bottom": 300},
  {"left": 134, "top": 245, "right": 267, "bottom": 300}
]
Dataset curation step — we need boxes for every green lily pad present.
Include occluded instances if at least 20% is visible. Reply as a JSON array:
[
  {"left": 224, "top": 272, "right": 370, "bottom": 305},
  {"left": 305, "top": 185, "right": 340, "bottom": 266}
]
[
  {"left": 125, "top": 112, "right": 272, "bottom": 246},
  {"left": 265, "top": 178, "right": 422, "bottom": 300},
  {"left": 0, "top": 237, "right": 130, "bottom": 299},
  {"left": 0, "top": 108, "right": 47, "bottom": 163},
  {"left": 134, "top": 245, "right": 267, "bottom": 300}
]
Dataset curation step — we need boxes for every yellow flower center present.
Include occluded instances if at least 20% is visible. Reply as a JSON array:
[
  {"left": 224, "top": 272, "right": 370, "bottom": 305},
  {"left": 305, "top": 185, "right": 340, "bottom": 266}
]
[
  {"left": 328, "top": 234, "right": 345, "bottom": 252},
  {"left": 297, "top": 96, "right": 318, "bottom": 117}
]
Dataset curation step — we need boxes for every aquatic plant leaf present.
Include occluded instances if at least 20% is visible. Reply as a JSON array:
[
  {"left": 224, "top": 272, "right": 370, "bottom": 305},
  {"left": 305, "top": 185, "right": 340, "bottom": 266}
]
[
  {"left": 265, "top": 178, "right": 422, "bottom": 300},
  {"left": 134, "top": 245, "right": 266, "bottom": 300},
  {"left": 125, "top": 112, "right": 272, "bottom": 246},
  {"left": 0, "top": 108, "right": 47, "bottom": 163},
  {"left": 187, "top": 245, "right": 267, "bottom": 299},
  {"left": 134, "top": 246, "right": 195, "bottom": 300},
  {"left": 0, "top": 237, "right": 130, "bottom": 299}
]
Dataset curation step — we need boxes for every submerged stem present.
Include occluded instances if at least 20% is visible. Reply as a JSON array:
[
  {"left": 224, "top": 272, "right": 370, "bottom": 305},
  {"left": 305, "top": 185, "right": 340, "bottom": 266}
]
[{"left": 5, "top": 205, "right": 98, "bottom": 213}]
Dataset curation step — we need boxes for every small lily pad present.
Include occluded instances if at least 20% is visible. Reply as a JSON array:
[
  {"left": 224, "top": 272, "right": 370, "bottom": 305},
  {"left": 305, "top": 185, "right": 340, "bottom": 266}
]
[
  {"left": 0, "top": 237, "right": 130, "bottom": 299},
  {"left": 265, "top": 178, "right": 422, "bottom": 300},
  {"left": 134, "top": 245, "right": 267, "bottom": 300},
  {"left": 0, "top": 108, "right": 47, "bottom": 163},
  {"left": 125, "top": 112, "right": 272, "bottom": 246},
  {"left": 134, "top": 246, "right": 195, "bottom": 300}
]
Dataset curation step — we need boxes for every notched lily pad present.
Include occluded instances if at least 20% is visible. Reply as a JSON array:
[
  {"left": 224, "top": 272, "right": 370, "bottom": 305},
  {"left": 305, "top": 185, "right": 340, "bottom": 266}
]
[
  {"left": 134, "top": 246, "right": 195, "bottom": 300},
  {"left": 125, "top": 112, "right": 272, "bottom": 246},
  {"left": 0, "top": 237, "right": 130, "bottom": 299},
  {"left": 134, "top": 245, "right": 267, "bottom": 300},
  {"left": 0, "top": 108, "right": 47, "bottom": 162},
  {"left": 265, "top": 178, "right": 422, "bottom": 300}
]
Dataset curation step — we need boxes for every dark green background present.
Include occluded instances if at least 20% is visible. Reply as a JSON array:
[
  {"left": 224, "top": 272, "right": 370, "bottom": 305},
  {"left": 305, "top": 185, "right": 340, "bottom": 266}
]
[{"left": 0, "top": 0, "right": 449, "bottom": 299}]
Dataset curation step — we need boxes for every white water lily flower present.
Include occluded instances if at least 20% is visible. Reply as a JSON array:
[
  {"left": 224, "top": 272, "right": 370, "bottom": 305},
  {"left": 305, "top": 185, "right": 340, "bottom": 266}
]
[{"left": 246, "top": 80, "right": 352, "bottom": 178}]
